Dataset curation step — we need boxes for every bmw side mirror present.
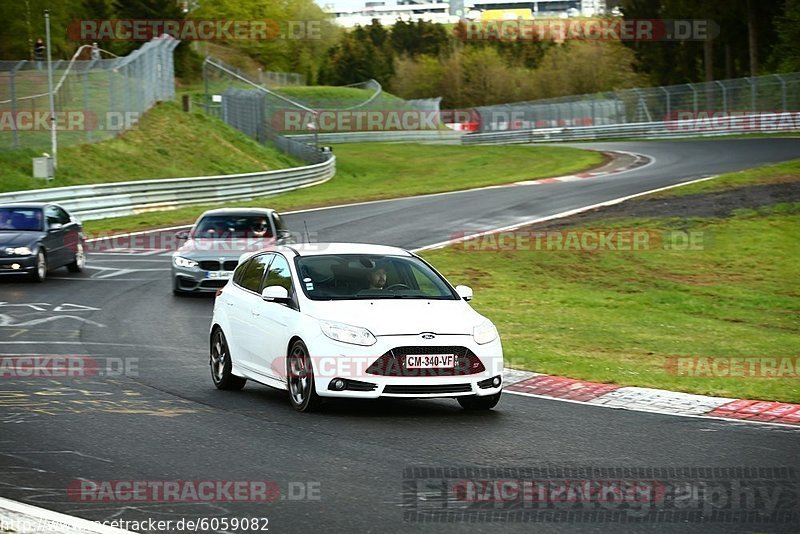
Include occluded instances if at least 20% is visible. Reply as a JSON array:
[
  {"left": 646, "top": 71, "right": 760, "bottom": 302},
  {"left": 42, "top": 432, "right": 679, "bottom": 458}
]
[
  {"left": 48, "top": 223, "right": 62, "bottom": 232},
  {"left": 276, "top": 229, "right": 294, "bottom": 244},
  {"left": 175, "top": 230, "right": 190, "bottom": 241},
  {"left": 455, "top": 285, "right": 473, "bottom": 301},
  {"left": 262, "top": 285, "right": 290, "bottom": 303}
]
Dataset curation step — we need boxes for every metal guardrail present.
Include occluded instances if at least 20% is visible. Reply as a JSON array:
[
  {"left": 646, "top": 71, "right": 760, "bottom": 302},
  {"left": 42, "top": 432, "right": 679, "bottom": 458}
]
[
  {"left": 287, "top": 130, "right": 464, "bottom": 144},
  {"left": 461, "top": 113, "right": 800, "bottom": 145},
  {"left": 0, "top": 155, "right": 335, "bottom": 221}
]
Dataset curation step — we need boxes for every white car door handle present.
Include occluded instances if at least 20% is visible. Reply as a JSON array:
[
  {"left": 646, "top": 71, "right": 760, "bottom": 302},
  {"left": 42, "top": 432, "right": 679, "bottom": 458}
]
[{"left": 251, "top": 309, "right": 261, "bottom": 316}]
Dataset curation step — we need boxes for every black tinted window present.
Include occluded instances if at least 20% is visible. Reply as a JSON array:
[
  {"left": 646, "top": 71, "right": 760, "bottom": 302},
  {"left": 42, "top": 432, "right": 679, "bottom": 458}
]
[
  {"left": 194, "top": 214, "right": 274, "bottom": 239},
  {"left": 232, "top": 257, "right": 251, "bottom": 285},
  {"left": 273, "top": 212, "right": 285, "bottom": 231},
  {"left": 239, "top": 254, "right": 272, "bottom": 292},
  {"left": 262, "top": 254, "right": 293, "bottom": 296},
  {"left": 0, "top": 208, "right": 43, "bottom": 231},
  {"left": 45, "top": 206, "right": 70, "bottom": 226},
  {"left": 295, "top": 254, "right": 457, "bottom": 300}
]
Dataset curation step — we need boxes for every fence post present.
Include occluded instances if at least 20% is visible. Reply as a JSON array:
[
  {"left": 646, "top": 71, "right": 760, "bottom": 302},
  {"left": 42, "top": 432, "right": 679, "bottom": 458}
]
[
  {"left": 687, "top": 83, "right": 698, "bottom": 115},
  {"left": 203, "top": 58, "right": 209, "bottom": 114},
  {"left": 9, "top": 60, "right": 25, "bottom": 148},
  {"left": 108, "top": 63, "right": 116, "bottom": 129},
  {"left": 660, "top": 86, "right": 671, "bottom": 119},
  {"left": 83, "top": 64, "right": 92, "bottom": 141},
  {"left": 713, "top": 80, "right": 726, "bottom": 113},
  {"left": 775, "top": 74, "right": 787, "bottom": 111},
  {"left": 746, "top": 77, "right": 756, "bottom": 112},
  {"left": 122, "top": 64, "right": 130, "bottom": 118}
]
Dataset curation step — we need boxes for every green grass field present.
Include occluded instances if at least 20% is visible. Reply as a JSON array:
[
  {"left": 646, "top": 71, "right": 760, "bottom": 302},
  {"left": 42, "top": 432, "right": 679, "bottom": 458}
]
[
  {"left": 81, "top": 142, "right": 604, "bottom": 234},
  {"left": 274, "top": 85, "right": 405, "bottom": 109},
  {"left": 0, "top": 101, "right": 300, "bottom": 193},
  {"left": 421, "top": 160, "right": 800, "bottom": 403}
]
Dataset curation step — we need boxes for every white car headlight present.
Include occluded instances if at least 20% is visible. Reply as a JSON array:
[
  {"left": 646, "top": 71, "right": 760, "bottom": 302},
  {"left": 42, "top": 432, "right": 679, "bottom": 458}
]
[
  {"left": 473, "top": 320, "right": 498, "bottom": 345},
  {"left": 320, "top": 320, "right": 376, "bottom": 346},
  {"left": 5, "top": 247, "right": 33, "bottom": 256},
  {"left": 173, "top": 256, "right": 199, "bottom": 269}
]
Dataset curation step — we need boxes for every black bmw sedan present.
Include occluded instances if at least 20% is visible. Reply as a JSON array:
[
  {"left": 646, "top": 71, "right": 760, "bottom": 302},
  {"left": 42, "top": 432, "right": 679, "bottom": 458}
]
[{"left": 0, "top": 202, "right": 86, "bottom": 282}]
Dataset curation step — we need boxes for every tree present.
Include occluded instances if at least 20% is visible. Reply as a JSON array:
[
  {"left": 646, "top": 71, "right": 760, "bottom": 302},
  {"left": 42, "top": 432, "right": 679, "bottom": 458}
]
[
  {"left": 320, "top": 21, "right": 393, "bottom": 86},
  {"left": 771, "top": 0, "right": 800, "bottom": 72},
  {"left": 114, "top": 0, "right": 200, "bottom": 77}
]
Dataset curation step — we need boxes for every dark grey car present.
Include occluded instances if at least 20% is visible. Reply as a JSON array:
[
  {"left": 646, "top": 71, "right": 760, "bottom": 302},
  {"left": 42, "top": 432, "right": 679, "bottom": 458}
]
[
  {"left": 0, "top": 202, "right": 87, "bottom": 282},
  {"left": 171, "top": 208, "right": 293, "bottom": 294}
]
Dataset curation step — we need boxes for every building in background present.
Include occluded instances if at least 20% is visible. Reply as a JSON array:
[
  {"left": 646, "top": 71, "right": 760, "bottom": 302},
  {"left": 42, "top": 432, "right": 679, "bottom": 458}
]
[{"left": 322, "top": 0, "right": 607, "bottom": 27}]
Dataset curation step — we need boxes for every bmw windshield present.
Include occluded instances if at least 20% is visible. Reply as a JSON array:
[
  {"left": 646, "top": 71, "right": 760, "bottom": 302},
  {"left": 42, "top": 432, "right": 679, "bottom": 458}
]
[
  {"left": 0, "top": 208, "right": 44, "bottom": 232},
  {"left": 191, "top": 214, "right": 273, "bottom": 239},
  {"left": 295, "top": 254, "right": 459, "bottom": 300}
]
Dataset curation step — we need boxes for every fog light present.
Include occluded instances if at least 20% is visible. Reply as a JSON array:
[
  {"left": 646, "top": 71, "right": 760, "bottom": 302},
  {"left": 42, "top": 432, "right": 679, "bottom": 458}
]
[
  {"left": 11, "top": 263, "right": 20, "bottom": 270},
  {"left": 331, "top": 378, "right": 346, "bottom": 391},
  {"left": 493, "top": 376, "right": 502, "bottom": 387}
]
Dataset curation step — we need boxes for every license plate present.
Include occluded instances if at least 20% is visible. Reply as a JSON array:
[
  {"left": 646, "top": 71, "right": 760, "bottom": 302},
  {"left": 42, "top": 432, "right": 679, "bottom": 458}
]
[
  {"left": 205, "top": 271, "right": 232, "bottom": 279},
  {"left": 405, "top": 354, "right": 455, "bottom": 369}
]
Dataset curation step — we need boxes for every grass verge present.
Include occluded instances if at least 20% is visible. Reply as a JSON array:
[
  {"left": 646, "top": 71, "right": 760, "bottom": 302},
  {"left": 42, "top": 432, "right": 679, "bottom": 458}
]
[
  {"left": 0, "top": 101, "right": 300, "bottom": 193},
  {"left": 83, "top": 143, "right": 604, "bottom": 234},
  {"left": 422, "top": 159, "right": 800, "bottom": 403}
]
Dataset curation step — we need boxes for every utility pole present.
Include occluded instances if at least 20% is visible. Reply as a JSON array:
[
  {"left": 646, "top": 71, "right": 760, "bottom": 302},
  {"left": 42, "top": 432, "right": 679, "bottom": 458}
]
[{"left": 45, "top": 9, "right": 57, "bottom": 170}]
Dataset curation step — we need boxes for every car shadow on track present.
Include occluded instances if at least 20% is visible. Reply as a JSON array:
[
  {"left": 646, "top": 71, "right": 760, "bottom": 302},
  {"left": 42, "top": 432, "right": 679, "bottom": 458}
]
[{"left": 229, "top": 384, "right": 505, "bottom": 420}]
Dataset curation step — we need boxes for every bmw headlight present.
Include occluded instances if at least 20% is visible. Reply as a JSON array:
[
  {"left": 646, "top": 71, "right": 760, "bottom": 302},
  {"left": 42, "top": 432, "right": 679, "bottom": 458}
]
[
  {"left": 4, "top": 246, "right": 33, "bottom": 256},
  {"left": 473, "top": 320, "right": 498, "bottom": 345},
  {"left": 320, "top": 320, "right": 376, "bottom": 346},
  {"left": 173, "top": 256, "right": 199, "bottom": 269}
]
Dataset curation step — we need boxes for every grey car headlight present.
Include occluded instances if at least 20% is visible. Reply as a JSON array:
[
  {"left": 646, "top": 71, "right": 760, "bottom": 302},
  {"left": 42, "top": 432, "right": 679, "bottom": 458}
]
[
  {"left": 173, "top": 256, "right": 199, "bottom": 269},
  {"left": 473, "top": 320, "right": 499, "bottom": 345},
  {"left": 4, "top": 246, "right": 33, "bottom": 256},
  {"left": 320, "top": 320, "right": 377, "bottom": 346}
]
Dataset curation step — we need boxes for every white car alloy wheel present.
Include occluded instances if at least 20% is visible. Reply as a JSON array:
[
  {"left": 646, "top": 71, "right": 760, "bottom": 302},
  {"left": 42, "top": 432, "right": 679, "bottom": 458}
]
[
  {"left": 287, "top": 340, "right": 320, "bottom": 412},
  {"left": 210, "top": 329, "right": 246, "bottom": 390}
]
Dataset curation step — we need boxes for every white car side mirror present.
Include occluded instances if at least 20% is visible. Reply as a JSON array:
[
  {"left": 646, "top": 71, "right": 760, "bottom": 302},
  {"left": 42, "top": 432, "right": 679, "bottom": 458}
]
[
  {"left": 262, "top": 285, "right": 290, "bottom": 302},
  {"left": 455, "top": 285, "right": 473, "bottom": 301}
]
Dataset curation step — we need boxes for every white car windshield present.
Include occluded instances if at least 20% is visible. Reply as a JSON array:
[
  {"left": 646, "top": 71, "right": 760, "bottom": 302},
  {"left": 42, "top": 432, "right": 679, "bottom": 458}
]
[{"left": 295, "top": 254, "right": 458, "bottom": 300}]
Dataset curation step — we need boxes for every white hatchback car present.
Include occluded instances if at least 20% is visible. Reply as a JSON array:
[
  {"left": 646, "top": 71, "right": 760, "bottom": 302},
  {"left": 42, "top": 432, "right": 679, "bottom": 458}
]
[{"left": 210, "top": 243, "right": 504, "bottom": 412}]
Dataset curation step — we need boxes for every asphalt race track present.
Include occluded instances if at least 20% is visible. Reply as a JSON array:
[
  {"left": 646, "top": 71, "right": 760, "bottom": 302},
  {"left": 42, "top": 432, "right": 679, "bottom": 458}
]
[{"left": 1, "top": 138, "right": 799, "bottom": 533}]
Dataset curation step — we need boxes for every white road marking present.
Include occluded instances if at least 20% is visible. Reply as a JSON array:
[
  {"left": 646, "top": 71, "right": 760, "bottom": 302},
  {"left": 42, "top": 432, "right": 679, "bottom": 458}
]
[
  {"left": 504, "top": 389, "right": 800, "bottom": 431},
  {"left": 414, "top": 174, "right": 727, "bottom": 252},
  {"left": 0, "top": 314, "right": 106, "bottom": 328}
]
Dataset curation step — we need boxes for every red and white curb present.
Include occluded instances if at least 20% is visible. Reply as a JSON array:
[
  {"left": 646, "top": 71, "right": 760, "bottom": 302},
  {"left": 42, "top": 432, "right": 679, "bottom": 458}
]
[
  {"left": 501, "top": 369, "right": 800, "bottom": 428},
  {"left": 513, "top": 150, "right": 651, "bottom": 186},
  {"left": 0, "top": 497, "right": 133, "bottom": 534}
]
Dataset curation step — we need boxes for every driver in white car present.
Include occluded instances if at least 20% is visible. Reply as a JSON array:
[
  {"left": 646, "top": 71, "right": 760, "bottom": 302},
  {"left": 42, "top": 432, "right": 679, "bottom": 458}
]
[{"left": 367, "top": 266, "right": 387, "bottom": 289}]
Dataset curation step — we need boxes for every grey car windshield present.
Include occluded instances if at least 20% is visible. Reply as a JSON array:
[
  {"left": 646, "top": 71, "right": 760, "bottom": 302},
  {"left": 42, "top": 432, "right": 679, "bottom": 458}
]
[
  {"left": 193, "top": 215, "right": 273, "bottom": 238},
  {"left": 295, "top": 254, "right": 458, "bottom": 300},
  {"left": 0, "top": 208, "right": 44, "bottom": 231}
]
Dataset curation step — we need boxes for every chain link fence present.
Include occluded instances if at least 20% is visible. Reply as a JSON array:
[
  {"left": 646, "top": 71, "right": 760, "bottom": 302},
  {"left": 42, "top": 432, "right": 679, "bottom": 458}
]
[
  {"left": 0, "top": 37, "right": 179, "bottom": 152},
  {"left": 202, "top": 56, "right": 442, "bottom": 164},
  {"left": 474, "top": 73, "right": 800, "bottom": 132}
]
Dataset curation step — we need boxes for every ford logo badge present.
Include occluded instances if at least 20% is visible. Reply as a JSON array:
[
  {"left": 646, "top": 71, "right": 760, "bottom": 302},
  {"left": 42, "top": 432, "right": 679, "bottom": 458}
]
[{"left": 421, "top": 333, "right": 435, "bottom": 339}]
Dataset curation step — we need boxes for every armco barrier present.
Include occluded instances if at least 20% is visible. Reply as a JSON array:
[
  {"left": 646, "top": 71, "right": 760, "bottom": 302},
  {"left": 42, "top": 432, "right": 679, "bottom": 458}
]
[
  {"left": 286, "top": 130, "right": 464, "bottom": 144},
  {"left": 0, "top": 155, "right": 335, "bottom": 221},
  {"left": 461, "top": 113, "right": 800, "bottom": 145}
]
